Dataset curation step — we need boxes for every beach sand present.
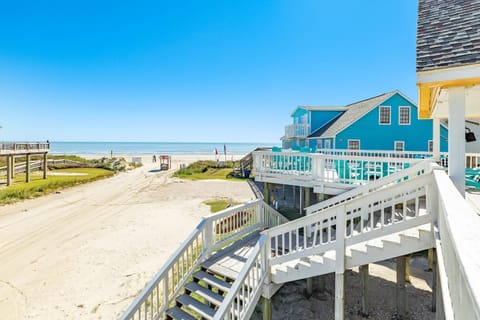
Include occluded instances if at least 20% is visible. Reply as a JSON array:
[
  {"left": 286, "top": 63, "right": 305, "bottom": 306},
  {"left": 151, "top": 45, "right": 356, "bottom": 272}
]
[
  {"left": 0, "top": 154, "right": 434, "bottom": 319},
  {"left": 0, "top": 154, "right": 255, "bottom": 319}
]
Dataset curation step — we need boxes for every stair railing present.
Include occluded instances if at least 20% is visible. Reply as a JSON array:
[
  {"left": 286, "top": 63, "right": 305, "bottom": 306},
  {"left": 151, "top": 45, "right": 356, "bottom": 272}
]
[
  {"left": 119, "top": 199, "right": 287, "bottom": 320},
  {"left": 263, "top": 165, "right": 434, "bottom": 267},
  {"left": 214, "top": 235, "right": 268, "bottom": 320}
]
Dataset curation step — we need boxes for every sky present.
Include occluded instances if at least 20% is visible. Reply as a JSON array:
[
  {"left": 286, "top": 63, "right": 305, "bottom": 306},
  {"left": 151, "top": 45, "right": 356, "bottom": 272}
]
[{"left": 0, "top": 0, "right": 418, "bottom": 143}]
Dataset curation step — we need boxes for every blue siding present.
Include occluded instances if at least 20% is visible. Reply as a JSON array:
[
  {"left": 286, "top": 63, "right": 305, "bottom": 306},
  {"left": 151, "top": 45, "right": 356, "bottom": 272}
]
[
  {"left": 311, "top": 111, "right": 343, "bottom": 132},
  {"left": 334, "top": 93, "right": 447, "bottom": 152},
  {"left": 292, "top": 108, "right": 309, "bottom": 124}
]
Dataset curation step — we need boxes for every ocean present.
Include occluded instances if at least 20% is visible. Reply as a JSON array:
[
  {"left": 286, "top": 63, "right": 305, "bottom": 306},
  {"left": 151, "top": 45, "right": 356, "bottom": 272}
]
[{"left": 49, "top": 141, "right": 277, "bottom": 156}]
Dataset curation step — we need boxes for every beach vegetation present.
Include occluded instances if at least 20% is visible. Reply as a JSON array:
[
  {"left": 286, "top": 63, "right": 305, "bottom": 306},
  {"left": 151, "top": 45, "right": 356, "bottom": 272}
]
[
  {"left": 173, "top": 160, "right": 244, "bottom": 181},
  {"left": 0, "top": 168, "right": 114, "bottom": 205},
  {"left": 203, "top": 198, "right": 240, "bottom": 213}
]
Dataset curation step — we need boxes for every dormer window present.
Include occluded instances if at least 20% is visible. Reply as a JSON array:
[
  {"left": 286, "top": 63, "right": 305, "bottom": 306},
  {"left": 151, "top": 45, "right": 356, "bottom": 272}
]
[
  {"left": 399, "top": 106, "right": 411, "bottom": 125},
  {"left": 379, "top": 106, "right": 391, "bottom": 125}
]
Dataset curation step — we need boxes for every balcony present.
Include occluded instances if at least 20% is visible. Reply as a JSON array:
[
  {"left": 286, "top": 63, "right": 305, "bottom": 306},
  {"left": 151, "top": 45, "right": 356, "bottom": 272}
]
[{"left": 284, "top": 124, "right": 311, "bottom": 139}]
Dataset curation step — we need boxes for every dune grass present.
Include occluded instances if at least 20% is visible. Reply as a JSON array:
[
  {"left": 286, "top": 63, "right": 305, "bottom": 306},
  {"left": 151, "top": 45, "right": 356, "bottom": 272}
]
[
  {"left": 203, "top": 198, "right": 241, "bottom": 213},
  {"left": 173, "top": 160, "right": 243, "bottom": 181},
  {"left": 0, "top": 168, "right": 114, "bottom": 205}
]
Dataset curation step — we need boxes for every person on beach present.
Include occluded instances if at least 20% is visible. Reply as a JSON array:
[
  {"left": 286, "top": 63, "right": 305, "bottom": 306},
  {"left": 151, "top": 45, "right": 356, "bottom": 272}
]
[{"left": 153, "top": 155, "right": 157, "bottom": 163}]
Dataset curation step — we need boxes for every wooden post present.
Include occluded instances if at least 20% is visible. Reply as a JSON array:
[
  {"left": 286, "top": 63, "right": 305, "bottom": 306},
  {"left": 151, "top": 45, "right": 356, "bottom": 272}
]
[
  {"left": 26, "top": 154, "right": 31, "bottom": 183},
  {"left": 292, "top": 185, "right": 296, "bottom": 209},
  {"left": 405, "top": 256, "right": 411, "bottom": 283},
  {"left": 264, "top": 182, "right": 270, "bottom": 205},
  {"left": 335, "top": 205, "right": 346, "bottom": 320},
  {"left": 43, "top": 153, "right": 48, "bottom": 179},
  {"left": 396, "top": 256, "right": 407, "bottom": 319},
  {"left": 11, "top": 156, "right": 15, "bottom": 179},
  {"left": 431, "top": 248, "right": 437, "bottom": 312},
  {"left": 360, "top": 264, "right": 369, "bottom": 316},
  {"left": 6, "top": 155, "right": 12, "bottom": 186},
  {"left": 262, "top": 297, "right": 272, "bottom": 320},
  {"left": 317, "top": 275, "right": 326, "bottom": 292},
  {"left": 305, "top": 277, "right": 313, "bottom": 298},
  {"left": 305, "top": 187, "right": 311, "bottom": 215},
  {"left": 299, "top": 187, "right": 303, "bottom": 214},
  {"left": 427, "top": 248, "right": 434, "bottom": 271}
]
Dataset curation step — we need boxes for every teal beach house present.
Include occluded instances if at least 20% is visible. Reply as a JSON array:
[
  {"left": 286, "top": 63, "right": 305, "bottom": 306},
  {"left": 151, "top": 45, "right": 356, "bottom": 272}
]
[{"left": 282, "top": 91, "right": 448, "bottom": 152}]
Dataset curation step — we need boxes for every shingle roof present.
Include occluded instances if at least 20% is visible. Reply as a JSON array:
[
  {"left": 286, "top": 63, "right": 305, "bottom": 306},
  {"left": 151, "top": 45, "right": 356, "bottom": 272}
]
[
  {"left": 417, "top": 0, "right": 480, "bottom": 72},
  {"left": 315, "top": 91, "right": 396, "bottom": 138}
]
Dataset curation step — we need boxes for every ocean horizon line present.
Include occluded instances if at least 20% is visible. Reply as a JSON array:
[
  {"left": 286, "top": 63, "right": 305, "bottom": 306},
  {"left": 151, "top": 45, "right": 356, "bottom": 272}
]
[{"left": 49, "top": 141, "right": 278, "bottom": 156}]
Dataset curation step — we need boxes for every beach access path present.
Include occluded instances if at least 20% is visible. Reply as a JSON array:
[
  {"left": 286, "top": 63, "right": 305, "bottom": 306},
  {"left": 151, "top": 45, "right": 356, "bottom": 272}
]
[{"left": 0, "top": 155, "right": 255, "bottom": 320}]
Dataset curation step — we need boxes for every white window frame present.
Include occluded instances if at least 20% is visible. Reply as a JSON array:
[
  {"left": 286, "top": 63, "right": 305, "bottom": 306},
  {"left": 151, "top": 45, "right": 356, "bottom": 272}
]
[
  {"left": 324, "top": 140, "right": 331, "bottom": 150},
  {"left": 379, "top": 106, "right": 391, "bottom": 125},
  {"left": 348, "top": 139, "right": 360, "bottom": 150},
  {"left": 394, "top": 141, "right": 405, "bottom": 151},
  {"left": 399, "top": 106, "right": 411, "bottom": 125},
  {"left": 428, "top": 140, "right": 433, "bottom": 152},
  {"left": 317, "top": 140, "right": 323, "bottom": 149}
]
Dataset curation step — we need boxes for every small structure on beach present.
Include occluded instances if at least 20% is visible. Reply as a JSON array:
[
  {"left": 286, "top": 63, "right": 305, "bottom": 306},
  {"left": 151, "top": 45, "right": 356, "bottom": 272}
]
[
  {"left": 0, "top": 142, "right": 50, "bottom": 186},
  {"left": 159, "top": 155, "right": 171, "bottom": 171}
]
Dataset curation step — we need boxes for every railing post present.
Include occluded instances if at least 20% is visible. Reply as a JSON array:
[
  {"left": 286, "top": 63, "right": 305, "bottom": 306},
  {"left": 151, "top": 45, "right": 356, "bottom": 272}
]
[
  {"left": 335, "top": 205, "right": 346, "bottom": 320},
  {"left": 258, "top": 202, "right": 264, "bottom": 229},
  {"left": 203, "top": 220, "right": 214, "bottom": 258}
]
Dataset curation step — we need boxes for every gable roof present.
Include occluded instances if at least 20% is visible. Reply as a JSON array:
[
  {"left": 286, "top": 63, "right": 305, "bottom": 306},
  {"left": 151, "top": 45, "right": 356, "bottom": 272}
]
[
  {"left": 290, "top": 105, "right": 347, "bottom": 117},
  {"left": 308, "top": 113, "right": 344, "bottom": 138},
  {"left": 417, "top": 0, "right": 480, "bottom": 72},
  {"left": 313, "top": 91, "right": 397, "bottom": 139}
]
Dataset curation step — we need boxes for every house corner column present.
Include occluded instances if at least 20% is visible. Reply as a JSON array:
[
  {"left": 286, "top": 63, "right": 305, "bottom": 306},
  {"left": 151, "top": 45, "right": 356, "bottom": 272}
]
[
  {"left": 448, "top": 87, "right": 466, "bottom": 196},
  {"left": 433, "top": 117, "right": 441, "bottom": 161}
]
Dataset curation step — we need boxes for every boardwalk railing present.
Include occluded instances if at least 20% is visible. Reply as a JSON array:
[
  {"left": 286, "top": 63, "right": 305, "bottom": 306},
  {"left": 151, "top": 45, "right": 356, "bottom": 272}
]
[
  {"left": 119, "top": 199, "right": 287, "bottom": 320},
  {"left": 0, "top": 142, "right": 50, "bottom": 155}
]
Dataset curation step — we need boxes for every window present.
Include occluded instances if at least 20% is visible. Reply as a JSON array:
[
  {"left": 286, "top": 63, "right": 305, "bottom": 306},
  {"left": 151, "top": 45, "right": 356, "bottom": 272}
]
[
  {"left": 348, "top": 139, "right": 360, "bottom": 150},
  {"left": 399, "top": 106, "right": 411, "bottom": 125},
  {"left": 428, "top": 140, "right": 433, "bottom": 152},
  {"left": 317, "top": 140, "right": 322, "bottom": 149},
  {"left": 394, "top": 141, "right": 405, "bottom": 151},
  {"left": 325, "top": 140, "right": 331, "bottom": 149},
  {"left": 379, "top": 106, "right": 391, "bottom": 125}
]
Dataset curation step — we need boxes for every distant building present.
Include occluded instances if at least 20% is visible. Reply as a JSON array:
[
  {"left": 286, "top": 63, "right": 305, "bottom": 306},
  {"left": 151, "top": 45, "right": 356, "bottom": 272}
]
[{"left": 281, "top": 91, "right": 448, "bottom": 152}]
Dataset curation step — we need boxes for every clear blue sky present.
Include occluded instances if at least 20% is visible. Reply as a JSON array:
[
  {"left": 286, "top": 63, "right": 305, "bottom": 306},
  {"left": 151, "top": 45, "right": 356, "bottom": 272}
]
[{"left": 0, "top": 0, "right": 418, "bottom": 143}]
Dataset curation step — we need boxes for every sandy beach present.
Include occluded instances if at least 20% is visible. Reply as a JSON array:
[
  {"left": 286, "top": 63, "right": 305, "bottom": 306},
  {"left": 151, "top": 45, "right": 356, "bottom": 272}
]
[
  {"left": 0, "top": 154, "right": 255, "bottom": 319},
  {"left": 0, "top": 154, "right": 435, "bottom": 319}
]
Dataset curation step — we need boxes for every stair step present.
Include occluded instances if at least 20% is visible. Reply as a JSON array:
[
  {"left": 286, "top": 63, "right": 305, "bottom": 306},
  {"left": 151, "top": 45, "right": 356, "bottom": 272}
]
[
  {"left": 165, "top": 306, "right": 196, "bottom": 320},
  {"left": 193, "top": 270, "right": 232, "bottom": 293},
  {"left": 185, "top": 282, "right": 224, "bottom": 307},
  {"left": 177, "top": 294, "right": 216, "bottom": 320}
]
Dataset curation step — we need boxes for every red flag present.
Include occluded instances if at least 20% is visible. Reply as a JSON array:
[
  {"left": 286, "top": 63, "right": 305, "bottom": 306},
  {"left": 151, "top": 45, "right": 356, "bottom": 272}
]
[{"left": 214, "top": 148, "right": 218, "bottom": 155}]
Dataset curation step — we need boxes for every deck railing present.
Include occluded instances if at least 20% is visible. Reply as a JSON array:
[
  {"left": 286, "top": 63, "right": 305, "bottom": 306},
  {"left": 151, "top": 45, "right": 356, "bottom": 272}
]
[
  {"left": 119, "top": 199, "right": 287, "bottom": 320},
  {"left": 0, "top": 142, "right": 50, "bottom": 154},
  {"left": 284, "top": 124, "right": 311, "bottom": 138},
  {"left": 253, "top": 149, "right": 436, "bottom": 187}
]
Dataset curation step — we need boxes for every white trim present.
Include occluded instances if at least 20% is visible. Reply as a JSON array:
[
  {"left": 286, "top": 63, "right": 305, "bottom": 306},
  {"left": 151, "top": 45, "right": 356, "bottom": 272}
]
[
  {"left": 417, "top": 63, "right": 480, "bottom": 84},
  {"left": 394, "top": 141, "right": 405, "bottom": 151},
  {"left": 348, "top": 139, "right": 360, "bottom": 150},
  {"left": 398, "top": 106, "right": 411, "bottom": 125},
  {"left": 379, "top": 106, "right": 391, "bottom": 125},
  {"left": 325, "top": 140, "right": 332, "bottom": 149}
]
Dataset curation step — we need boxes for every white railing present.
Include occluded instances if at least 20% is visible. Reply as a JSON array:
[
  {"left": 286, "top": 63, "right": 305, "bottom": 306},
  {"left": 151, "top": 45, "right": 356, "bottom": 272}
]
[
  {"left": 262, "top": 162, "right": 433, "bottom": 266},
  {"left": 284, "top": 124, "right": 311, "bottom": 138},
  {"left": 119, "top": 199, "right": 287, "bottom": 320},
  {"left": 432, "top": 168, "right": 480, "bottom": 319},
  {"left": 0, "top": 142, "right": 50, "bottom": 155},
  {"left": 253, "top": 149, "right": 435, "bottom": 187},
  {"left": 214, "top": 235, "right": 268, "bottom": 320}
]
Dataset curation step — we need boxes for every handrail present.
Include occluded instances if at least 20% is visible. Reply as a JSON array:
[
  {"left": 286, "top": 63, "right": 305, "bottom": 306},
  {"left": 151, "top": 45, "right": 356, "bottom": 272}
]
[
  {"left": 214, "top": 235, "right": 268, "bottom": 320},
  {"left": 433, "top": 168, "right": 480, "bottom": 319},
  {"left": 0, "top": 142, "right": 50, "bottom": 154},
  {"left": 119, "top": 199, "right": 287, "bottom": 320},
  {"left": 305, "top": 160, "right": 433, "bottom": 215}
]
